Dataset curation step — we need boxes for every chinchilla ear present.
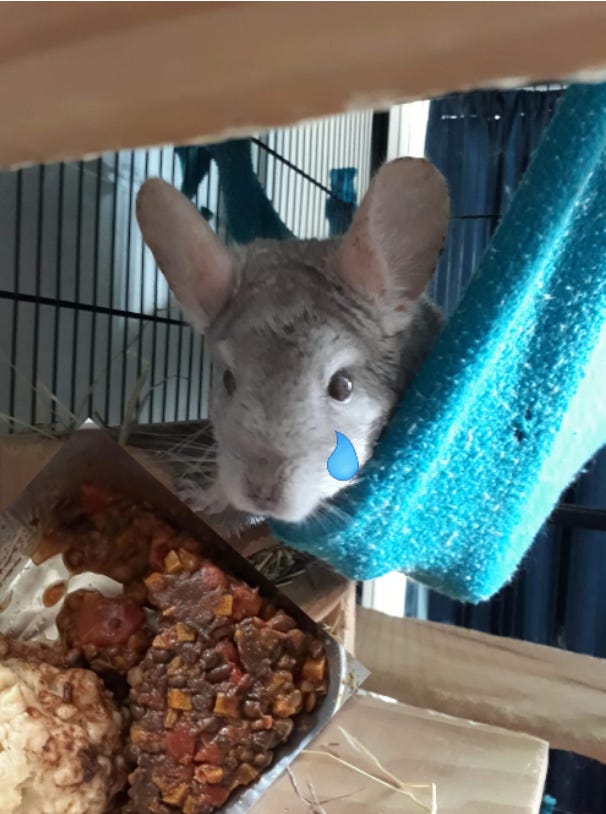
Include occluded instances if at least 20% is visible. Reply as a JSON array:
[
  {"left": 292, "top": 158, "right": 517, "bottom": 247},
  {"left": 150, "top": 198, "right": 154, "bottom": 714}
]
[
  {"left": 136, "top": 178, "right": 236, "bottom": 332},
  {"left": 337, "top": 158, "right": 449, "bottom": 331}
]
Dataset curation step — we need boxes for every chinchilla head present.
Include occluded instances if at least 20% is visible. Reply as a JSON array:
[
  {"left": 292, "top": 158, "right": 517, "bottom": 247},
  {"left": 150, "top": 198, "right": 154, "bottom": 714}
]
[{"left": 136, "top": 158, "right": 449, "bottom": 523}]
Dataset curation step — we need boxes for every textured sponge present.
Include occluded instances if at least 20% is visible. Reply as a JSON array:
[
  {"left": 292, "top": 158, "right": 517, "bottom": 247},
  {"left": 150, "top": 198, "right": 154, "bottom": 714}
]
[{"left": 270, "top": 83, "right": 606, "bottom": 602}]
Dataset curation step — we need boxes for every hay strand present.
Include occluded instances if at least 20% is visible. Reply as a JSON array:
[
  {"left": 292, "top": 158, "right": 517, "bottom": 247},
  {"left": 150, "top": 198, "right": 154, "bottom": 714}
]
[{"left": 301, "top": 726, "right": 438, "bottom": 813}]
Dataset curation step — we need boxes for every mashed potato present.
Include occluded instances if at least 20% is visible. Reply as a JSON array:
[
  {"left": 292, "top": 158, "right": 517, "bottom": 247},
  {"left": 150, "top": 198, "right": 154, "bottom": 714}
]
[{"left": 0, "top": 655, "right": 126, "bottom": 814}]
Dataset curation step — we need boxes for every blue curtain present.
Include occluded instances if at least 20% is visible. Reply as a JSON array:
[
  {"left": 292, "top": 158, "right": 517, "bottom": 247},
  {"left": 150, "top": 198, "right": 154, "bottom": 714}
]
[{"left": 423, "top": 88, "right": 606, "bottom": 814}]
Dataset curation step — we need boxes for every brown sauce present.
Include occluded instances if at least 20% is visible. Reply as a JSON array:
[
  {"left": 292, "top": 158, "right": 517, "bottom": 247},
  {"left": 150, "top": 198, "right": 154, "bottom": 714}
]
[{"left": 42, "top": 580, "right": 67, "bottom": 607}]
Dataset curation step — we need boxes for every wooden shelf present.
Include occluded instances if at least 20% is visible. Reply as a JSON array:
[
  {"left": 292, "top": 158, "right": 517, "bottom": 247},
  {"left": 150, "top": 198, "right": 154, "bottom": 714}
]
[
  {"left": 249, "top": 692, "right": 548, "bottom": 814},
  {"left": 1, "top": 2, "right": 606, "bottom": 168}
]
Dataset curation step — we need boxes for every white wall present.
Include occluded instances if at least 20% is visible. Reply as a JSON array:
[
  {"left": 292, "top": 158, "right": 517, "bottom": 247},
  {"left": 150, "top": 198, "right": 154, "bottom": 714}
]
[{"left": 360, "top": 99, "right": 430, "bottom": 619}]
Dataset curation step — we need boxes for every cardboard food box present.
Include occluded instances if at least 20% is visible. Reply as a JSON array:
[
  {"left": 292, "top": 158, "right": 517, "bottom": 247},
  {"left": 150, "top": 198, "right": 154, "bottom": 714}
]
[
  {"left": 0, "top": 430, "right": 356, "bottom": 653},
  {"left": 0, "top": 422, "right": 366, "bottom": 813}
]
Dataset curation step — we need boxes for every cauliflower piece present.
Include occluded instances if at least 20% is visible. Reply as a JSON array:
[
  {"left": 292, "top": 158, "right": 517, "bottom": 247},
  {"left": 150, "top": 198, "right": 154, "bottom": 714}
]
[{"left": 0, "top": 656, "right": 126, "bottom": 814}]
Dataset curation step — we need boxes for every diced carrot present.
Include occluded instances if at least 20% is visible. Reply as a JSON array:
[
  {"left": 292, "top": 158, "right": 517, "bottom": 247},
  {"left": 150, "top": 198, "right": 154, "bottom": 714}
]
[
  {"left": 161, "top": 783, "right": 189, "bottom": 806},
  {"left": 151, "top": 772, "right": 171, "bottom": 795},
  {"left": 151, "top": 761, "right": 193, "bottom": 797},
  {"left": 302, "top": 656, "right": 326, "bottom": 682},
  {"left": 175, "top": 622, "right": 196, "bottom": 642},
  {"left": 167, "top": 656, "right": 183, "bottom": 674},
  {"left": 152, "top": 629, "right": 175, "bottom": 649},
  {"left": 250, "top": 714, "right": 273, "bottom": 731},
  {"left": 234, "top": 762, "right": 259, "bottom": 786},
  {"left": 194, "top": 764, "right": 224, "bottom": 784},
  {"left": 144, "top": 572, "right": 165, "bottom": 593},
  {"left": 213, "top": 692, "right": 239, "bottom": 717},
  {"left": 272, "top": 690, "right": 302, "bottom": 718},
  {"left": 213, "top": 594, "right": 233, "bottom": 617},
  {"left": 183, "top": 797, "right": 197, "bottom": 814},
  {"left": 168, "top": 689, "right": 192, "bottom": 711},
  {"left": 164, "top": 550, "right": 183, "bottom": 575},
  {"left": 130, "top": 723, "right": 149, "bottom": 747},
  {"left": 265, "top": 671, "right": 292, "bottom": 696},
  {"left": 178, "top": 547, "right": 201, "bottom": 572}
]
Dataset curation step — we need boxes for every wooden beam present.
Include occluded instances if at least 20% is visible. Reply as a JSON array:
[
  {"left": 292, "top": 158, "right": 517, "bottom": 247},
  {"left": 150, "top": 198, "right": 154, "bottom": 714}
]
[
  {"left": 250, "top": 693, "right": 549, "bottom": 814},
  {"left": 1, "top": 2, "right": 606, "bottom": 168},
  {"left": 356, "top": 607, "right": 606, "bottom": 763}
]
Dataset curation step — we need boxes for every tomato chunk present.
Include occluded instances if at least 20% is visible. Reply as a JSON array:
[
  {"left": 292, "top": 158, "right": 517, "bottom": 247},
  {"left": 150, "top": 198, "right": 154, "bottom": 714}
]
[
  {"left": 199, "top": 563, "right": 228, "bottom": 592},
  {"left": 194, "top": 741, "right": 227, "bottom": 765},
  {"left": 74, "top": 593, "right": 145, "bottom": 647},
  {"left": 200, "top": 784, "right": 231, "bottom": 808},
  {"left": 214, "top": 639, "right": 238, "bottom": 665},
  {"left": 231, "top": 585, "right": 262, "bottom": 621},
  {"left": 166, "top": 725, "right": 197, "bottom": 762}
]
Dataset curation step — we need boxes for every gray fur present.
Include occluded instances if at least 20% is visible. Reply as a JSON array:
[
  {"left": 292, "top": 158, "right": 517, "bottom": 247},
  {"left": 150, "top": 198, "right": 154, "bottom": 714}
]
[
  {"left": 205, "top": 238, "right": 442, "bottom": 523},
  {"left": 136, "top": 159, "right": 449, "bottom": 526}
]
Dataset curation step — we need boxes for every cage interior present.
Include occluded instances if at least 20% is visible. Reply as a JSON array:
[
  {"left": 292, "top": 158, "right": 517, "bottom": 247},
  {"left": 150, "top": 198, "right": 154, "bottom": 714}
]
[{"left": 0, "top": 87, "right": 604, "bottom": 814}]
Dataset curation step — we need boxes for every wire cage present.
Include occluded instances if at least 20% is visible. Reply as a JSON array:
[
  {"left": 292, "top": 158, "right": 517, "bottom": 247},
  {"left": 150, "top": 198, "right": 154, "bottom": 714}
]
[
  {"left": 0, "top": 90, "right": 605, "bottom": 813},
  {"left": 0, "top": 112, "right": 374, "bottom": 435}
]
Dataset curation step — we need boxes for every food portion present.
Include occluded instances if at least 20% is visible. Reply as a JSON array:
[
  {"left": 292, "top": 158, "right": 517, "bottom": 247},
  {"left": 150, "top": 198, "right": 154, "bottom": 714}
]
[
  {"left": 127, "top": 550, "right": 328, "bottom": 814},
  {"left": 5, "top": 483, "right": 330, "bottom": 814},
  {"left": 0, "top": 639, "right": 127, "bottom": 814},
  {"left": 57, "top": 589, "right": 150, "bottom": 674}
]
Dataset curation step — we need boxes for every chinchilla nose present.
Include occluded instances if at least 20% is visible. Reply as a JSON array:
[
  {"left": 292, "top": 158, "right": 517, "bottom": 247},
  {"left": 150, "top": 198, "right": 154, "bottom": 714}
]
[
  {"left": 243, "top": 473, "right": 282, "bottom": 509},
  {"left": 243, "top": 456, "right": 286, "bottom": 509}
]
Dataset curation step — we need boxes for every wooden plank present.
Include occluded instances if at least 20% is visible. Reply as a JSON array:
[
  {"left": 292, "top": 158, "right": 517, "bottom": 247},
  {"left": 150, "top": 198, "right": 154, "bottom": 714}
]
[
  {"left": 249, "top": 693, "right": 549, "bottom": 814},
  {"left": 315, "top": 579, "right": 357, "bottom": 655},
  {"left": 0, "top": 424, "right": 216, "bottom": 514},
  {"left": 0, "top": 434, "right": 173, "bottom": 511},
  {"left": 0, "top": 436, "right": 63, "bottom": 511},
  {"left": 2, "top": 2, "right": 606, "bottom": 168},
  {"left": 356, "top": 607, "right": 606, "bottom": 763}
]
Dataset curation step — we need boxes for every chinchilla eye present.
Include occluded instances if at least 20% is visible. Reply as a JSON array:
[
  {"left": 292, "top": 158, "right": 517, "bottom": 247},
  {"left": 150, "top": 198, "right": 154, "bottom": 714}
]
[
  {"left": 328, "top": 370, "right": 353, "bottom": 402},
  {"left": 223, "top": 369, "right": 236, "bottom": 395}
]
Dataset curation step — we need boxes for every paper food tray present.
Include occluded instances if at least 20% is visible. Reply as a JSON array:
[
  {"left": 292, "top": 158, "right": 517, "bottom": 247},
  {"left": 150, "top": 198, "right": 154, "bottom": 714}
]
[{"left": 0, "top": 420, "right": 368, "bottom": 813}]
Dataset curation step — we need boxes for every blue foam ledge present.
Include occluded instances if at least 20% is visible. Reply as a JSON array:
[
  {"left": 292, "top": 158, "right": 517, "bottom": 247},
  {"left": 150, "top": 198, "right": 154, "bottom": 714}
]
[{"left": 270, "top": 83, "right": 606, "bottom": 602}]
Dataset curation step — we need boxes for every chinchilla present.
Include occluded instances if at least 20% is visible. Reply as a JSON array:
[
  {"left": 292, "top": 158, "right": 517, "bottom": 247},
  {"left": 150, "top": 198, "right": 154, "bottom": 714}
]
[{"left": 136, "top": 158, "right": 449, "bottom": 528}]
